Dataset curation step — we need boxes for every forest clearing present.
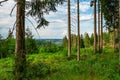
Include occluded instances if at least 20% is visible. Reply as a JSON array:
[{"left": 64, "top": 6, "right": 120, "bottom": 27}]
[{"left": 0, "top": 0, "right": 120, "bottom": 80}]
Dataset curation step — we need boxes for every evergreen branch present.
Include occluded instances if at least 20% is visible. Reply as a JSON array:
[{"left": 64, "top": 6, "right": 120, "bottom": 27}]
[{"left": 0, "top": 0, "right": 8, "bottom": 6}]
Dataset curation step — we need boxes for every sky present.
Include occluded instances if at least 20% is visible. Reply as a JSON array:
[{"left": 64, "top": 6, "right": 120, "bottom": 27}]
[{"left": 0, "top": 0, "right": 96, "bottom": 39}]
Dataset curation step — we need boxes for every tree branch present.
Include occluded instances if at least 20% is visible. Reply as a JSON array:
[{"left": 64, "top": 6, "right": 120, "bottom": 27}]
[{"left": 0, "top": 0, "right": 8, "bottom": 6}]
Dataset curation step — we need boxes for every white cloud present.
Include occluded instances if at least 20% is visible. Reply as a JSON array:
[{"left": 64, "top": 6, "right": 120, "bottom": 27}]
[
  {"left": 71, "top": 14, "right": 93, "bottom": 21},
  {"left": 71, "top": 1, "right": 91, "bottom": 12},
  {"left": 62, "top": 30, "right": 67, "bottom": 36},
  {"left": 80, "top": 2, "right": 90, "bottom": 12},
  {"left": 0, "top": 0, "right": 95, "bottom": 39},
  {"left": 81, "top": 14, "right": 93, "bottom": 21}
]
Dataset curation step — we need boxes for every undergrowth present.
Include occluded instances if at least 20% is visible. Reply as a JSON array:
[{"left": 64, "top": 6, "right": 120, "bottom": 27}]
[{"left": 0, "top": 47, "right": 120, "bottom": 80}]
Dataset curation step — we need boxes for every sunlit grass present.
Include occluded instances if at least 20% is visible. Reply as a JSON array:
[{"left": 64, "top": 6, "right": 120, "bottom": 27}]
[{"left": 0, "top": 47, "right": 120, "bottom": 80}]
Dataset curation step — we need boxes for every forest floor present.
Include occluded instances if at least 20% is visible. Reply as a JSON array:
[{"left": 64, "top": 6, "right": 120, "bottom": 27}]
[{"left": 0, "top": 47, "right": 120, "bottom": 80}]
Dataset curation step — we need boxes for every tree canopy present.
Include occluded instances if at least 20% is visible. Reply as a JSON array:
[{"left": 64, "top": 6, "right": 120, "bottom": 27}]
[
  {"left": 101, "top": 0, "right": 119, "bottom": 31},
  {"left": 25, "top": 0, "right": 65, "bottom": 28}
]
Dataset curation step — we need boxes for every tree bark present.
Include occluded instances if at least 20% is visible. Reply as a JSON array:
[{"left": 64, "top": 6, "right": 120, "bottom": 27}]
[
  {"left": 77, "top": 0, "right": 80, "bottom": 61},
  {"left": 98, "top": 0, "right": 100, "bottom": 53},
  {"left": 15, "top": 0, "right": 26, "bottom": 80},
  {"left": 119, "top": 0, "right": 120, "bottom": 65},
  {"left": 94, "top": 0, "right": 97, "bottom": 53},
  {"left": 68, "top": 0, "right": 71, "bottom": 58},
  {"left": 100, "top": 12, "right": 103, "bottom": 52}
]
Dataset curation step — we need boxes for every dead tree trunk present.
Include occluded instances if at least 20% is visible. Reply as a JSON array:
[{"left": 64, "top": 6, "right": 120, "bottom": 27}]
[
  {"left": 68, "top": 0, "right": 71, "bottom": 58},
  {"left": 77, "top": 0, "right": 80, "bottom": 61}
]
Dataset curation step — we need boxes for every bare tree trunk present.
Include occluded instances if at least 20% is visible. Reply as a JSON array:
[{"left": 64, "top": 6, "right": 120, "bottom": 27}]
[
  {"left": 94, "top": 0, "right": 97, "bottom": 53},
  {"left": 15, "top": 0, "right": 26, "bottom": 80},
  {"left": 68, "top": 0, "right": 71, "bottom": 58},
  {"left": 98, "top": 0, "right": 100, "bottom": 53},
  {"left": 100, "top": 12, "right": 103, "bottom": 52},
  {"left": 119, "top": 0, "right": 120, "bottom": 65},
  {"left": 77, "top": 0, "right": 80, "bottom": 61}
]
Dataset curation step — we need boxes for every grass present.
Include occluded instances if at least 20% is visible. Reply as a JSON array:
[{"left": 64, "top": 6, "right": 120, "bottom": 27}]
[{"left": 0, "top": 47, "right": 120, "bottom": 80}]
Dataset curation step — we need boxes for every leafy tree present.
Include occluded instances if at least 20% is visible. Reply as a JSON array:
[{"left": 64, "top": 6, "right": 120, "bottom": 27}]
[
  {"left": 6, "top": 29, "right": 15, "bottom": 56},
  {"left": 71, "top": 34, "right": 77, "bottom": 48},
  {"left": 25, "top": 27, "right": 38, "bottom": 54},
  {"left": 7, "top": 38, "right": 15, "bottom": 56},
  {"left": 103, "top": 32, "right": 110, "bottom": 45},
  {"left": 100, "top": 0, "right": 119, "bottom": 51},
  {"left": 62, "top": 36, "right": 68, "bottom": 48},
  {"left": 84, "top": 32, "right": 91, "bottom": 48},
  {"left": 0, "top": 39, "right": 8, "bottom": 58},
  {"left": 61, "top": 36, "right": 68, "bottom": 54},
  {"left": 80, "top": 34, "right": 85, "bottom": 48},
  {"left": 0, "top": 30, "right": 15, "bottom": 58},
  {"left": 39, "top": 40, "right": 60, "bottom": 53},
  {"left": 0, "top": 34, "right": 4, "bottom": 58},
  {"left": 71, "top": 34, "right": 77, "bottom": 53},
  {"left": 101, "top": 0, "right": 118, "bottom": 31},
  {"left": 90, "top": 33, "right": 94, "bottom": 46}
]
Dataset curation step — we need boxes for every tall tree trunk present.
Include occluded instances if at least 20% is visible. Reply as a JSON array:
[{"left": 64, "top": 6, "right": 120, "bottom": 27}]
[
  {"left": 68, "top": 0, "right": 71, "bottom": 58},
  {"left": 113, "top": 29, "right": 116, "bottom": 52},
  {"left": 119, "top": 0, "right": 120, "bottom": 65},
  {"left": 94, "top": 0, "right": 97, "bottom": 53},
  {"left": 15, "top": 0, "right": 26, "bottom": 80},
  {"left": 98, "top": 0, "right": 100, "bottom": 53},
  {"left": 100, "top": 12, "right": 103, "bottom": 52},
  {"left": 77, "top": 0, "right": 80, "bottom": 61}
]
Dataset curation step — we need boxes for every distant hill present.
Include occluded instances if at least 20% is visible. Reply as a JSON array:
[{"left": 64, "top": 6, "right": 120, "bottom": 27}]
[{"left": 36, "top": 39, "right": 62, "bottom": 46}]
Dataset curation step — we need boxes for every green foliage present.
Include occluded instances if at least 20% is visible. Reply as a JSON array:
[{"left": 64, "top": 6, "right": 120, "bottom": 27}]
[
  {"left": 84, "top": 32, "right": 91, "bottom": 48},
  {"left": 39, "top": 41, "right": 60, "bottom": 53},
  {"left": 80, "top": 34, "right": 85, "bottom": 48},
  {"left": 0, "top": 48, "right": 120, "bottom": 80},
  {"left": 103, "top": 32, "right": 110, "bottom": 44},
  {"left": 0, "top": 30, "right": 15, "bottom": 58},
  {"left": 0, "top": 57, "right": 14, "bottom": 80},
  {"left": 62, "top": 36, "right": 68, "bottom": 48},
  {"left": 14, "top": 53, "right": 26, "bottom": 80},
  {"left": 7, "top": 38, "right": 15, "bottom": 56},
  {"left": 101, "top": 0, "right": 118, "bottom": 31},
  {"left": 90, "top": 33, "right": 94, "bottom": 46},
  {"left": 27, "top": 59, "right": 50, "bottom": 79},
  {"left": 0, "top": 38, "right": 15, "bottom": 58},
  {"left": 71, "top": 34, "right": 77, "bottom": 48},
  {"left": 26, "top": 0, "right": 66, "bottom": 28},
  {"left": 25, "top": 27, "right": 39, "bottom": 54},
  {"left": 26, "top": 38, "right": 39, "bottom": 54}
]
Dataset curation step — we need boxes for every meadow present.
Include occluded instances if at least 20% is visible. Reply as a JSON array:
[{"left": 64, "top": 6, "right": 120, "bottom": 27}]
[{"left": 0, "top": 47, "right": 120, "bottom": 80}]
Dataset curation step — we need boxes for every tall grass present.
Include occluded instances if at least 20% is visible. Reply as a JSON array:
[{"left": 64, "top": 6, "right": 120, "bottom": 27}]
[{"left": 0, "top": 48, "right": 120, "bottom": 80}]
